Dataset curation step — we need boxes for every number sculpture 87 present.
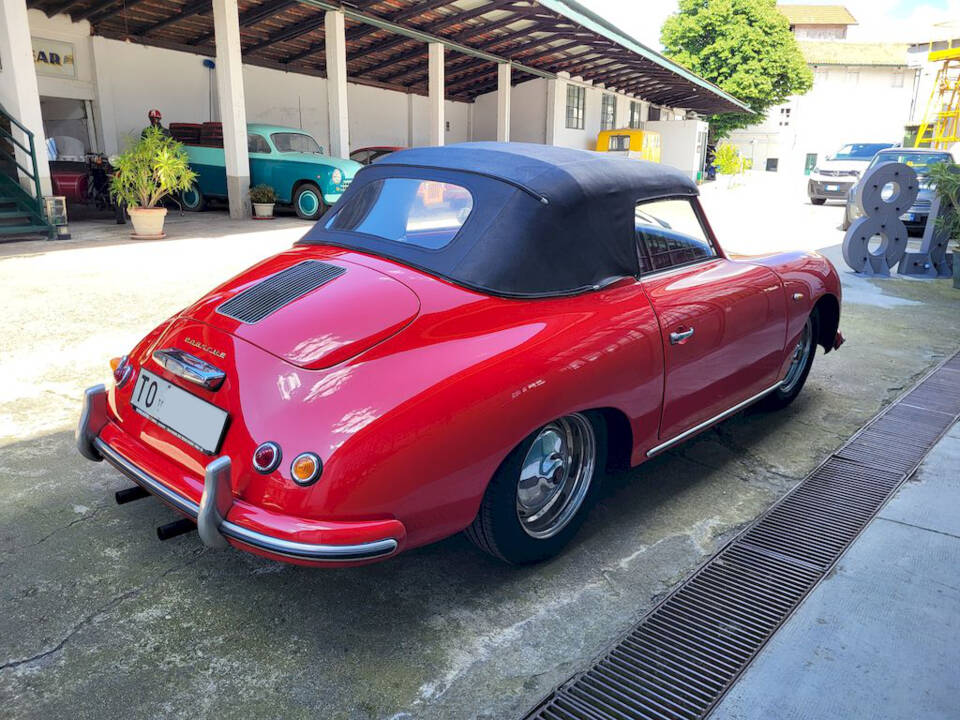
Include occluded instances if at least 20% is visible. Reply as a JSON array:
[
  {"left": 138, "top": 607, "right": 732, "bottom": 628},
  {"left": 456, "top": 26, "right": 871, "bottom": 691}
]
[{"left": 842, "top": 161, "right": 955, "bottom": 277}]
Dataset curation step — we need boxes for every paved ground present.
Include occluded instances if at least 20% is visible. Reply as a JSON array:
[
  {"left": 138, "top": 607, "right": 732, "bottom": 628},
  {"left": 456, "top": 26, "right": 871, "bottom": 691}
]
[
  {"left": 711, "top": 421, "right": 960, "bottom": 720},
  {"left": 1, "top": 174, "right": 958, "bottom": 719}
]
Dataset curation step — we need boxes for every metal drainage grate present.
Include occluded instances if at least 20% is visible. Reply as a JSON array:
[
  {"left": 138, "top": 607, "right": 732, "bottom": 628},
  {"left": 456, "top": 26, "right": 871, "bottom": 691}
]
[
  {"left": 217, "top": 260, "right": 345, "bottom": 324},
  {"left": 525, "top": 352, "right": 960, "bottom": 720}
]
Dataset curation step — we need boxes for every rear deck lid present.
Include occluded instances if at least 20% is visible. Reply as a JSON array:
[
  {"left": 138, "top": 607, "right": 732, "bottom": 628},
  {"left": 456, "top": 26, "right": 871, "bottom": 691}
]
[{"left": 183, "top": 255, "right": 420, "bottom": 369}]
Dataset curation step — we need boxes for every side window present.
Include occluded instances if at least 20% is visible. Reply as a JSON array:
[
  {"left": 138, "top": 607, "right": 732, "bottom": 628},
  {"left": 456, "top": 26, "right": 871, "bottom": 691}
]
[
  {"left": 248, "top": 134, "right": 270, "bottom": 154},
  {"left": 635, "top": 198, "right": 717, "bottom": 273}
]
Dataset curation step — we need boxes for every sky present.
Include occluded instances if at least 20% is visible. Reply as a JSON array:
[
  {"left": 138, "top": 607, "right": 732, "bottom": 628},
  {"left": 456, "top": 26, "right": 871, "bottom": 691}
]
[{"left": 577, "top": 0, "right": 960, "bottom": 49}]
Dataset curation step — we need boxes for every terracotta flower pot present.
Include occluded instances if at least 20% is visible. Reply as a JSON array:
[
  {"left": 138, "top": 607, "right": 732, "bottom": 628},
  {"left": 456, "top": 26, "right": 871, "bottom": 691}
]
[
  {"left": 252, "top": 202, "right": 275, "bottom": 218},
  {"left": 127, "top": 207, "right": 168, "bottom": 238}
]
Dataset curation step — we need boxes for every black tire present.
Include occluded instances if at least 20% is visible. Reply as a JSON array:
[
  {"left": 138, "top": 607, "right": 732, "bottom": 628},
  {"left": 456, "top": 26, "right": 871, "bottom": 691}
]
[
  {"left": 293, "top": 183, "right": 325, "bottom": 221},
  {"left": 465, "top": 411, "right": 606, "bottom": 564},
  {"left": 759, "top": 309, "right": 819, "bottom": 411},
  {"left": 180, "top": 183, "right": 206, "bottom": 212},
  {"left": 810, "top": 197, "right": 826, "bottom": 206}
]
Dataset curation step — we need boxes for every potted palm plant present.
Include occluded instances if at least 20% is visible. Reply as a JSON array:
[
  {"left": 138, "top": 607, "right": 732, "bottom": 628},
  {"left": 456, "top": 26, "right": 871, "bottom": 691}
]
[
  {"left": 250, "top": 184, "right": 278, "bottom": 219},
  {"left": 110, "top": 127, "right": 196, "bottom": 238}
]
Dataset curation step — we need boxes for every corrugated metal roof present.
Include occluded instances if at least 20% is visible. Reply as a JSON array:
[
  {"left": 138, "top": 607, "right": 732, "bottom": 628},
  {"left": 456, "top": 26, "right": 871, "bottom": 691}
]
[
  {"left": 778, "top": 4, "right": 858, "bottom": 26},
  {"left": 26, "top": 0, "right": 750, "bottom": 114},
  {"left": 800, "top": 41, "right": 908, "bottom": 66}
]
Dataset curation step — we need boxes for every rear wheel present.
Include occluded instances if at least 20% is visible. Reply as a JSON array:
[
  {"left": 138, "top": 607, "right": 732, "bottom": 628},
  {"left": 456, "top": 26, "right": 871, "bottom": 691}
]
[
  {"left": 810, "top": 197, "right": 826, "bottom": 206},
  {"left": 293, "top": 183, "right": 325, "bottom": 221},
  {"left": 180, "top": 184, "right": 206, "bottom": 212},
  {"left": 760, "top": 310, "right": 819, "bottom": 411},
  {"left": 465, "top": 412, "right": 605, "bottom": 564}
]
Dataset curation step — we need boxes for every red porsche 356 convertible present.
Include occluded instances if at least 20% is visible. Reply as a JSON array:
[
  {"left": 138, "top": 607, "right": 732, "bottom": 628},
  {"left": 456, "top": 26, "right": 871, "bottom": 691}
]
[{"left": 78, "top": 143, "right": 843, "bottom": 567}]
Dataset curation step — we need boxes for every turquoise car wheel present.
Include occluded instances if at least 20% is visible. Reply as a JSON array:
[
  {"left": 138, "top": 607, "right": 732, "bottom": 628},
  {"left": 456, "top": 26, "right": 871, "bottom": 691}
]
[
  {"left": 180, "top": 184, "right": 205, "bottom": 212},
  {"left": 294, "top": 184, "right": 324, "bottom": 221}
]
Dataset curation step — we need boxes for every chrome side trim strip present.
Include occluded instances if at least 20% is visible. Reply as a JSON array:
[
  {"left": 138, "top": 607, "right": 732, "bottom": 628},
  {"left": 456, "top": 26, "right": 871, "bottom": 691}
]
[
  {"left": 92, "top": 437, "right": 398, "bottom": 561},
  {"left": 646, "top": 381, "right": 783, "bottom": 457}
]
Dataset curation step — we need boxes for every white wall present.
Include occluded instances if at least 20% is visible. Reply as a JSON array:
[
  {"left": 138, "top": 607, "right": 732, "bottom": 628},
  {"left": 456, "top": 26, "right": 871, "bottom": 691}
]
[{"left": 729, "top": 62, "right": 917, "bottom": 174}]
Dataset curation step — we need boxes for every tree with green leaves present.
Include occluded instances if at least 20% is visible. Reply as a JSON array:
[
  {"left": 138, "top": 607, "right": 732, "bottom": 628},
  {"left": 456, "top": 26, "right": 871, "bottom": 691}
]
[{"left": 661, "top": 0, "right": 813, "bottom": 140}]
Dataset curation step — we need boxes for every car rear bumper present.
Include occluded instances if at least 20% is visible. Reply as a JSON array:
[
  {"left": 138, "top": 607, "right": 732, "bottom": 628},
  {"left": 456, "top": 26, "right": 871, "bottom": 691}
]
[
  {"left": 808, "top": 179, "right": 854, "bottom": 199},
  {"left": 77, "top": 385, "right": 403, "bottom": 565}
]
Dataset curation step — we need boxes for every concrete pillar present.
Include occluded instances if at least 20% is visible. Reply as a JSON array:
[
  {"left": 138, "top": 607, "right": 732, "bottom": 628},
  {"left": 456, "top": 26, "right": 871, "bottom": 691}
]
[
  {"left": 496, "top": 62, "right": 511, "bottom": 142},
  {"left": 406, "top": 93, "right": 415, "bottom": 147},
  {"left": 212, "top": 0, "right": 250, "bottom": 219},
  {"left": 0, "top": 0, "right": 52, "bottom": 196},
  {"left": 545, "top": 73, "right": 569, "bottom": 146},
  {"left": 428, "top": 42, "right": 444, "bottom": 146},
  {"left": 325, "top": 10, "right": 349, "bottom": 158}
]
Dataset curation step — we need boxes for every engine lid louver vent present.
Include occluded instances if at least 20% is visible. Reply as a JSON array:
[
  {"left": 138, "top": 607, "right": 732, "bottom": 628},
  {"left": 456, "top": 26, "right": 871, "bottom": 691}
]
[{"left": 217, "top": 260, "right": 345, "bottom": 324}]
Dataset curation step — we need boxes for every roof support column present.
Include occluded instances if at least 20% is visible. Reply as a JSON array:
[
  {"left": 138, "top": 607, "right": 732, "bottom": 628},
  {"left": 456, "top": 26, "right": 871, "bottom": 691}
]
[
  {"left": 0, "top": 0, "right": 52, "bottom": 196},
  {"left": 428, "top": 42, "right": 444, "bottom": 146},
  {"left": 545, "top": 73, "right": 569, "bottom": 146},
  {"left": 496, "top": 62, "right": 511, "bottom": 142},
  {"left": 325, "top": 9, "right": 349, "bottom": 158},
  {"left": 212, "top": 0, "right": 250, "bottom": 219}
]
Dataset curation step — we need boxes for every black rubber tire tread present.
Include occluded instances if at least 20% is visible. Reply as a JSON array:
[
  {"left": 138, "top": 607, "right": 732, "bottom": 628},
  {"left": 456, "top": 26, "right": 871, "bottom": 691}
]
[{"left": 465, "top": 411, "right": 607, "bottom": 564}]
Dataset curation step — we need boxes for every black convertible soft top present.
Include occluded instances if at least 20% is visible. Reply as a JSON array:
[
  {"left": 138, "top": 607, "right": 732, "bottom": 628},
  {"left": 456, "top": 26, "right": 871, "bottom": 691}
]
[{"left": 299, "top": 142, "right": 699, "bottom": 297}]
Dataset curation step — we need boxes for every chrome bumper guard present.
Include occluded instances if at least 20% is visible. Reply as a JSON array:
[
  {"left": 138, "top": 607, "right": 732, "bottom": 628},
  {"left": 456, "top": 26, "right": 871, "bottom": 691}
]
[{"left": 76, "top": 385, "right": 398, "bottom": 562}]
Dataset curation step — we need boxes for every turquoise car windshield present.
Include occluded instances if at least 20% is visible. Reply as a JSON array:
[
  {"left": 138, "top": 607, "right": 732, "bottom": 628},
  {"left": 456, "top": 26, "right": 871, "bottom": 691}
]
[{"left": 271, "top": 132, "right": 321, "bottom": 154}]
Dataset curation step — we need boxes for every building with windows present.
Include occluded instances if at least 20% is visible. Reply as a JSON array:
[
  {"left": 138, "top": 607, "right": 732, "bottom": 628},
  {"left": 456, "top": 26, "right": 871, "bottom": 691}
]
[
  {"left": 727, "top": 6, "right": 914, "bottom": 175},
  {"left": 1, "top": 0, "right": 746, "bottom": 225}
]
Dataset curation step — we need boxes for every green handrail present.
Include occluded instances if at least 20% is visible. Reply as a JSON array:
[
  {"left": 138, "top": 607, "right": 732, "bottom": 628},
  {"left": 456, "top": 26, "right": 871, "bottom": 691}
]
[{"left": 0, "top": 100, "right": 44, "bottom": 205}]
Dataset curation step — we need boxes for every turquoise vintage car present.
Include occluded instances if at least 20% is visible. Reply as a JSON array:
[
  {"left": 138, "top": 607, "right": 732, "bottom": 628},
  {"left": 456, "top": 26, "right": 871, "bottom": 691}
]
[{"left": 179, "top": 123, "right": 361, "bottom": 220}]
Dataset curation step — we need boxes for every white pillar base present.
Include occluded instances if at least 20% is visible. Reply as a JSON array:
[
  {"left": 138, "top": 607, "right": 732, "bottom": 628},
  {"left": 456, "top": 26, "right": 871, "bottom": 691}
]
[{"left": 212, "top": 0, "right": 250, "bottom": 219}]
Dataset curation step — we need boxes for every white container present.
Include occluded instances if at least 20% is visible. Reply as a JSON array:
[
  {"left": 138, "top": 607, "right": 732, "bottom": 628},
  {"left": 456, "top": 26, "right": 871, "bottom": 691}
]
[
  {"left": 127, "top": 207, "right": 168, "bottom": 238},
  {"left": 253, "top": 202, "right": 275, "bottom": 218}
]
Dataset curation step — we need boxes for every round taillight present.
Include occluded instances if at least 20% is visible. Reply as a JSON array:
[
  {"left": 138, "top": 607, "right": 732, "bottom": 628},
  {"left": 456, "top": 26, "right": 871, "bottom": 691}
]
[
  {"left": 252, "top": 442, "right": 282, "bottom": 474},
  {"left": 290, "top": 452, "right": 322, "bottom": 486}
]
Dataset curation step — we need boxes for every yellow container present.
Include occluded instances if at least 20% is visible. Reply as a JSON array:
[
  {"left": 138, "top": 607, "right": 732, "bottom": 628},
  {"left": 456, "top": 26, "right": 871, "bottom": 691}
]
[{"left": 595, "top": 129, "right": 661, "bottom": 162}]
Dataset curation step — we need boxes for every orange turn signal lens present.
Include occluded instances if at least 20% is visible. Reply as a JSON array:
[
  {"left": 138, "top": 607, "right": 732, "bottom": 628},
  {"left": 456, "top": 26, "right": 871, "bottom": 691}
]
[
  {"left": 290, "top": 452, "right": 322, "bottom": 486},
  {"left": 110, "top": 356, "right": 122, "bottom": 371}
]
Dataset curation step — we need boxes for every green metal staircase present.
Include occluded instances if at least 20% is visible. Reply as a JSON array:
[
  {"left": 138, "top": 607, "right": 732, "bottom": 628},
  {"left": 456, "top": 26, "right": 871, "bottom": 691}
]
[{"left": 0, "top": 104, "right": 53, "bottom": 240}]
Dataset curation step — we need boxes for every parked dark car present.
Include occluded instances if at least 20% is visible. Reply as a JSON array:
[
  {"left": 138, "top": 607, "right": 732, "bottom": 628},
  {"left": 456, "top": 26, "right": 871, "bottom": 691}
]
[
  {"left": 350, "top": 146, "right": 404, "bottom": 165},
  {"left": 842, "top": 148, "right": 955, "bottom": 234}
]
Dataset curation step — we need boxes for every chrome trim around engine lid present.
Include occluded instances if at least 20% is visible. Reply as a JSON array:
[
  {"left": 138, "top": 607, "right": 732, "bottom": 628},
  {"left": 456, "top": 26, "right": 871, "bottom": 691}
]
[
  {"left": 91, "top": 437, "right": 399, "bottom": 561},
  {"left": 152, "top": 348, "right": 226, "bottom": 391}
]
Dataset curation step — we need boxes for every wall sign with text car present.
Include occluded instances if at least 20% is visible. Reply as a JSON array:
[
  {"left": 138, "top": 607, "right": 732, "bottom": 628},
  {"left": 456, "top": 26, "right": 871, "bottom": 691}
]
[{"left": 32, "top": 37, "right": 76, "bottom": 78}]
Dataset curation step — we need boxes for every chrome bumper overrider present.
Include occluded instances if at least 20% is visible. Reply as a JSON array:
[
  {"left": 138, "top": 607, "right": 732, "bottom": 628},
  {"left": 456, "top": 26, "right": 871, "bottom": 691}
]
[{"left": 76, "top": 385, "right": 398, "bottom": 562}]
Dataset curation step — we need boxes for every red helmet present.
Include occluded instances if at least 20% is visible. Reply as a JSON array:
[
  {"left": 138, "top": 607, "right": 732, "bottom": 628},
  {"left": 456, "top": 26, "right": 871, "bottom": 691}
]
[{"left": 148, "top": 109, "right": 162, "bottom": 120}]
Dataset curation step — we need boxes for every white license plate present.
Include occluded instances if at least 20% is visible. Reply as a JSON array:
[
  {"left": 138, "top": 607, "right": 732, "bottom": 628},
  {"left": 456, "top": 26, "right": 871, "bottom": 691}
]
[
  {"left": 825, "top": 184, "right": 838, "bottom": 191},
  {"left": 901, "top": 212, "right": 915, "bottom": 221},
  {"left": 131, "top": 368, "right": 228, "bottom": 454}
]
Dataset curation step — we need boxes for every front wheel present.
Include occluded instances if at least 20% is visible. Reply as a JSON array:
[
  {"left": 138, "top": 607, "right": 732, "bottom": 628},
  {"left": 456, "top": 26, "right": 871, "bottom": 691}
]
[
  {"left": 760, "top": 311, "right": 818, "bottom": 411},
  {"left": 465, "top": 412, "right": 605, "bottom": 564},
  {"left": 293, "top": 183, "right": 325, "bottom": 221}
]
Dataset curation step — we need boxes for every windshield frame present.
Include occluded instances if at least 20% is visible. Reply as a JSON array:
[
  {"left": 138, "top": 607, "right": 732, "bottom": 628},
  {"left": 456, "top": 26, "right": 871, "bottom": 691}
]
[
  {"left": 832, "top": 143, "right": 894, "bottom": 161},
  {"left": 867, "top": 151, "right": 953, "bottom": 175}
]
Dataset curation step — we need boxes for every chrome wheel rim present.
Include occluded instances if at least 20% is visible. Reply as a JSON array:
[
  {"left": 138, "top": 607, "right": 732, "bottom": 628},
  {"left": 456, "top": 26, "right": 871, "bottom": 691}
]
[
  {"left": 516, "top": 413, "right": 596, "bottom": 539},
  {"left": 781, "top": 318, "right": 813, "bottom": 393}
]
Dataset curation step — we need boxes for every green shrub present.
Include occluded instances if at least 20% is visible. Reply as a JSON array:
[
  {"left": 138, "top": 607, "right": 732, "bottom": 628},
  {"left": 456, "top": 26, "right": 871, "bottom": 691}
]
[
  {"left": 713, "top": 142, "right": 743, "bottom": 176},
  {"left": 110, "top": 127, "right": 196, "bottom": 209},
  {"left": 250, "top": 184, "right": 278, "bottom": 204},
  {"left": 928, "top": 162, "right": 960, "bottom": 242}
]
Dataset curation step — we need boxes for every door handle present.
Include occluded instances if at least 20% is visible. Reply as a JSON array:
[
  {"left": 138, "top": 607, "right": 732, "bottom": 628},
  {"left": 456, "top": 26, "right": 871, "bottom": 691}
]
[{"left": 669, "top": 327, "right": 695, "bottom": 345}]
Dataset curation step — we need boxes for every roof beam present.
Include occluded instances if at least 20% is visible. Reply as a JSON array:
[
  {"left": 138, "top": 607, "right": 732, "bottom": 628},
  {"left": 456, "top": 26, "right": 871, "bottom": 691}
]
[
  {"left": 45, "top": 0, "right": 89, "bottom": 17},
  {"left": 139, "top": 0, "right": 210, "bottom": 36}
]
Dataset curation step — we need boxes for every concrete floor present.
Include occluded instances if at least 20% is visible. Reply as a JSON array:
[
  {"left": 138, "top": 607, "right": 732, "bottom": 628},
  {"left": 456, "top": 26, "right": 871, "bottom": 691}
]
[
  {"left": 711, "top": 422, "right": 960, "bottom": 720},
  {"left": 1, "top": 175, "right": 958, "bottom": 719}
]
